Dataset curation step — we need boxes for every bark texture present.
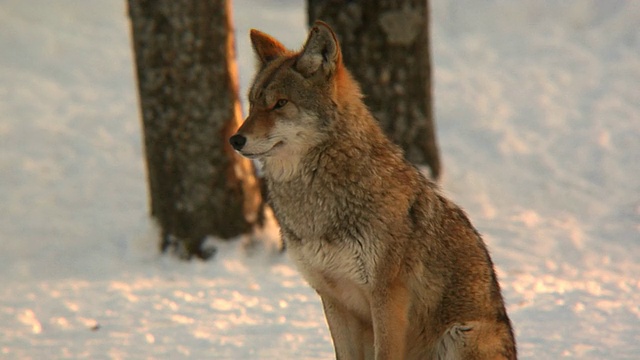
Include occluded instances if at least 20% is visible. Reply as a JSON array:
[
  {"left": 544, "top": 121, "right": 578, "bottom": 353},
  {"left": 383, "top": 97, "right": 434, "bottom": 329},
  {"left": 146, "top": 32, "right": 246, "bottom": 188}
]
[
  {"left": 128, "top": 0, "right": 263, "bottom": 259},
  {"left": 309, "top": 0, "right": 441, "bottom": 179}
]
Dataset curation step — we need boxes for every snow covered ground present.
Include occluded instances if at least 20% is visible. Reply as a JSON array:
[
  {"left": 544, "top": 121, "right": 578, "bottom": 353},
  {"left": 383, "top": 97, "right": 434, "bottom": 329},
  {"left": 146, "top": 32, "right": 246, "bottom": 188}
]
[{"left": 1, "top": 0, "right": 638, "bottom": 358}]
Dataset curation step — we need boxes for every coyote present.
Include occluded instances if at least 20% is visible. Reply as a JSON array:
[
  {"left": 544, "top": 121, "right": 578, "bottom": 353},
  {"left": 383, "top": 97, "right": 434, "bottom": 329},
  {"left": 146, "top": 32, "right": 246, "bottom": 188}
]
[{"left": 230, "top": 21, "right": 516, "bottom": 360}]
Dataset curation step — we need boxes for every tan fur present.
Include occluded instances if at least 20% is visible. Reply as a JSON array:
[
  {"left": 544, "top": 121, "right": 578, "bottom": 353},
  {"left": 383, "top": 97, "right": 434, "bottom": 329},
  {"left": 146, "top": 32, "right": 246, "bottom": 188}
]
[{"left": 232, "top": 21, "right": 517, "bottom": 360}]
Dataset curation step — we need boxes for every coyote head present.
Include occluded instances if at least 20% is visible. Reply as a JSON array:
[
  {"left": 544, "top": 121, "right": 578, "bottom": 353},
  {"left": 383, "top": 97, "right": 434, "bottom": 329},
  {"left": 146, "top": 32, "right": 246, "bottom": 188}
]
[{"left": 229, "top": 22, "right": 360, "bottom": 180}]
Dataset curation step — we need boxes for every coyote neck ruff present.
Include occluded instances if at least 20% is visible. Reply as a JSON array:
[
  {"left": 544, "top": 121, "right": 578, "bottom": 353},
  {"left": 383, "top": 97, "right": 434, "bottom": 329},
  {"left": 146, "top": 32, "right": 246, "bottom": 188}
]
[{"left": 230, "top": 22, "right": 517, "bottom": 360}]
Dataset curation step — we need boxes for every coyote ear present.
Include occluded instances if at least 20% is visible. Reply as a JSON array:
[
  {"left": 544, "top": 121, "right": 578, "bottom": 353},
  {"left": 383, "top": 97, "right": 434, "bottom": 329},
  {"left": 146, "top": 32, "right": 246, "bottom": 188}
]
[
  {"left": 250, "top": 29, "right": 287, "bottom": 65},
  {"left": 295, "top": 21, "right": 342, "bottom": 78}
]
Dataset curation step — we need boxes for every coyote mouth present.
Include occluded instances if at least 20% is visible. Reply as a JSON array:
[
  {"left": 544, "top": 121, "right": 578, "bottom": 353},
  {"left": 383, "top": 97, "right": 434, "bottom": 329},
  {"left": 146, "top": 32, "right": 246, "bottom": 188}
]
[{"left": 241, "top": 141, "right": 284, "bottom": 159}]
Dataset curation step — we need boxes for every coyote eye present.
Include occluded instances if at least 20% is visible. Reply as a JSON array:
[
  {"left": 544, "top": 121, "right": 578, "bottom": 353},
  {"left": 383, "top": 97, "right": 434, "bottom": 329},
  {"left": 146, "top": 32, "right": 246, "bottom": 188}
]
[{"left": 273, "top": 99, "right": 288, "bottom": 110}]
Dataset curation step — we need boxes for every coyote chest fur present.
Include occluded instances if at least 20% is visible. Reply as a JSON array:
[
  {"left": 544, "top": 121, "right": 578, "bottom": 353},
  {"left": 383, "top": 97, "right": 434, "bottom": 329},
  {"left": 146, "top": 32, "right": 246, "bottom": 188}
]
[{"left": 231, "top": 22, "right": 517, "bottom": 360}]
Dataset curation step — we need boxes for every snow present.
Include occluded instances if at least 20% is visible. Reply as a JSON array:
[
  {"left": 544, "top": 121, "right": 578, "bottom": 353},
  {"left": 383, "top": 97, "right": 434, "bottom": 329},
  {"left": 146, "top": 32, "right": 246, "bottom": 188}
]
[{"left": 0, "top": 0, "right": 638, "bottom": 358}]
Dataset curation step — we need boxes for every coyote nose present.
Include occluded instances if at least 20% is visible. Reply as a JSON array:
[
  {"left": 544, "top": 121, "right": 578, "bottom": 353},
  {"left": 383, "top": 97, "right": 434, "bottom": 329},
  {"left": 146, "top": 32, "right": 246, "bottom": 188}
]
[{"left": 229, "top": 134, "right": 246, "bottom": 151}]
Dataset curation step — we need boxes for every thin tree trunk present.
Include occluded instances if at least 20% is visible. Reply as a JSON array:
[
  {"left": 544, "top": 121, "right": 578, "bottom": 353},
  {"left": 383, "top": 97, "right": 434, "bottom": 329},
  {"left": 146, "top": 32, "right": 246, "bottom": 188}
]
[
  {"left": 128, "top": 0, "right": 263, "bottom": 259},
  {"left": 309, "top": 0, "right": 441, "bottom": 179}
]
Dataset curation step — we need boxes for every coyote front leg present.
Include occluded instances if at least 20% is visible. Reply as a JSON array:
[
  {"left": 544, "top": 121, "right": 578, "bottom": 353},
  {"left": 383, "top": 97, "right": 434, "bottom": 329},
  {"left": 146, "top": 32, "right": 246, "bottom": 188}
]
[
  {"left": 321, "top": 296, "right": 367, "bottom": 360},
  {"left": 370, "top": 281, "right": 410, "bottom": 360}
]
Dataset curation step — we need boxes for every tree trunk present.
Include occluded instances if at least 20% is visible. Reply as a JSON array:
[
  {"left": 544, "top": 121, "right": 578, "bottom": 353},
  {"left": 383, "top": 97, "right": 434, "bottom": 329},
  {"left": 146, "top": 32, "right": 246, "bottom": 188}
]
[
  {"left": 308, "top": 0, "right": 441, "bottom": 179},
  {"left": 128, "top": 0, "right": 263, "bottom": 259}
]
